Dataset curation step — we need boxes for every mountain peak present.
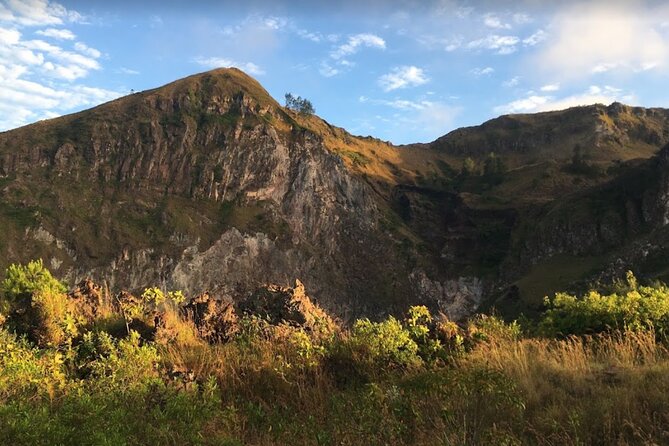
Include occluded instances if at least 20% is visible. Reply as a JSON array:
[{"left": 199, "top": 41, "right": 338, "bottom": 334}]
[{"left": 151, "top": 68, "right": 275, "bottom": 103}]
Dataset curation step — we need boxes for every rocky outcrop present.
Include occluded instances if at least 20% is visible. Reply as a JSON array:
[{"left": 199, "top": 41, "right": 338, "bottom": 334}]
[
  {"left": 239, "top": 279, "right": 336, "bottom": 335},
  {"left": 410, "top": 271, "right": 484, "bottom": 321},
  {"left": 68, "top": 279, "right": 105, "bottom": 322},
  {"left": 181, "top": 292, "right": 238, "bottom": 342}
]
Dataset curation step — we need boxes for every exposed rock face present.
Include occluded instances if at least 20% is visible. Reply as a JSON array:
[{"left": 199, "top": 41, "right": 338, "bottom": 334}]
[
  {"left": 68, "top": 279, "right": 104, "bottom": 322},
  {"left": 3, "top": 68, "right": 669, "bottom": 322},
  {"left": 0, "top": 68, "right": 422, "bottom": 320},
  {"left": 410, "top": 271, "right": 484, "bottom": 321},
  {"left": 181, "top": 292, "right": 238, "bottom": 342},
  {"left": 239, "top": 279, "right": 336, "bottom": 335}
]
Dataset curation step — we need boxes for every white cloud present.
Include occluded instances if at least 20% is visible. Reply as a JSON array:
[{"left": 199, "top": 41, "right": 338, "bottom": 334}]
[
  {"left": 503, "top": 76, "right": 520, "bottom": 87},
  {"left": 0, "top": 1, "right": 117, "bottom": 130},
  {"left": 471, "top": 66, "right": 494, "bottom": 76},
  {"left": 2, "top": 0, "right": 82, "bottom": 27},
  {"left": 296, "top": 28, "right": 321, "bottom": 42},
  {"left": 331, "top": 33, "right": 385, "bottom": 60},
  {"left": 118, "top": 67, "right": 139, "bottom": 75},
  {"left": 534, "top": 3, "right": 669, "bottom": 80},
  {"left": 0, "top": 65, "right": 120, "bottom": 130},
  {"left": 263, "top": 16, "right": 288, "bottom": 30},
  {"left": 359, "top": 95, "right": 461, "bottom": 141},
  {"left": 318, "top": 32, "right": 386, "bottom": 77},
  {"left": 523, "top": 29, "right": 546, "bottom": 46},
  {"left": 35, "top": 27, "right": 74, "bottom": 40},
  {"left": 467, "top": 34, "right": 519, "bottom": 55},
  {"left": 494, "top": 85, "right": 632, "bottom": 115},
  {"left": 319, "top": 62, "right": 339, "bottom": 77},
  {"left": 11, "top": 37, "right": 102, "bottom": 79},
  {"left": 74, "top": 42, "right": 101, "bottom": 59},
  {"left": 513, "top": 13, "right": 532, "bottom": 25},
  {"left": 495, "top": 95, "right": 549, "bottom": 114},
  {"left": 194, "top": 56, "right": 265, "bottom": 76},
  {"left": 483, "top": 14, "right": 511, "bottom": 30},
  {"left": 540, "top": 83, "right": 560, "bottom": 92},
  {"left": 378, "top": 66, "right": 429, "bottom": 91},
  {"left": 0, "top": 27, "right": 20, "bottom": 45}
]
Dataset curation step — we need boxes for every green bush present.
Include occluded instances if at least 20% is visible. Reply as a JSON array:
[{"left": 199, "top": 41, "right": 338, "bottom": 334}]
[
  {"left": 404, "top": 306, "right": 443, "bottom": 361},
  {"left": 141, "top": 287, "right": 186, "bottom": 307},
  {"left": 0, "top": 328, "right": 66, "bottom": 402},
  {"left": 1, "top": 261, "right": 77, "bottom": 347},
  {"left": 2, "top": 260, "right": 66, "bottom": 304},
  {"left": 76, "top": 330, "right": 160, "bottom": 389},
  {"left": 539, "top": 272, "right": 669, "bottom": 337},
  {"left": 469, "top": 314, "right": 522, "bottom": 344},
  {"left": 29, "top": 290, "right": 80, "bottom": 348}
]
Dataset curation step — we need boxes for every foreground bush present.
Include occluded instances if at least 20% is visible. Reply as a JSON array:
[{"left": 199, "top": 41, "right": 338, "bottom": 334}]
[
  {"left": 1, "top": 260, "right": 77, "bottom": 347},
  {"left": 540, "top": 271, "right": 669, "bottom": 337}
]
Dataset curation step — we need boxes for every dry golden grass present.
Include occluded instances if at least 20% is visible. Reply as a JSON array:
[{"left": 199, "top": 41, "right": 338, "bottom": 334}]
[{"left": 466, "top": 330, "right": 669, "bottom": 445}]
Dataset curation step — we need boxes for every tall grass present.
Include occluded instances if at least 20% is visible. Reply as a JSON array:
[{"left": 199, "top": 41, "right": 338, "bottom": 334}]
[
  {"left": 467, "top": 329, "right": 669, "bottom": 445},
  {"left": 2, "top": 261, "right": 669, "bottom": 444}
]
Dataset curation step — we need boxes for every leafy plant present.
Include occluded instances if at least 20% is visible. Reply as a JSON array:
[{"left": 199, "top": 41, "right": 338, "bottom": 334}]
[
  {"left": 2, "top": 259, "right": 66, "bottom": 304},
  {"left": 404, "top": 306, "right": 443, "bottom": 361},
  {"left": 141, "top": 287, "right": 186, "bottom": 306},
  {"left": 539, "top": 271, "right": 669, "bottom": 337}
]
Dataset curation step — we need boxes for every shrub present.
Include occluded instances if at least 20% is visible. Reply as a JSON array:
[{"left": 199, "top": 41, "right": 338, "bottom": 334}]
[
  {"left": 29, "top": 290, "right": 79, "bottom": 348},
  {"left": 141, "top": 287, "right": 185, "bottom": 307},
  {"left": 326, "top": 317, "right": 420, "bottom": 384},
  {"left": 539, "top": 272, "right": 669, "bottom": 337},
  {"left": 0, "top": 328, "right": 66, "bottom": 401},
  {"left": 404, "top": 306, "right": 443, "bottom": 361},
  {"left": 2, "top": 260, "right": 67, "bottom": 304},
  {"left": 350, "top": 317, "right": 420, "bottom": 368},
  {"left": 469, "top": 314, "right": 522, "bottom": 344},
  {"left": 0, "top": 261, "right": 77, "bottom": 347},
  {"left": 76, "top": 330, "right": 160, "bottom": 389}
]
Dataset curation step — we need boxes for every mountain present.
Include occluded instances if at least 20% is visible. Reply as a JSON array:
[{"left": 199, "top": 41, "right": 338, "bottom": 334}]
[{"left": 1, "top": 68, "right": 669, "bottom": 320}]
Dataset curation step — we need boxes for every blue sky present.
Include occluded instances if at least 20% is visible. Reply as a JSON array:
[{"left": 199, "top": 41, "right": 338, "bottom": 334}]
[{"left": 2, "top": 0, "right": 669, "bottom": 144}]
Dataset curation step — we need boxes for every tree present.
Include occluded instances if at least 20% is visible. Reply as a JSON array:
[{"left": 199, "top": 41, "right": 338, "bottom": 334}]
[{"left": 284, "top": 92, "right": 315, "bottom": 115}]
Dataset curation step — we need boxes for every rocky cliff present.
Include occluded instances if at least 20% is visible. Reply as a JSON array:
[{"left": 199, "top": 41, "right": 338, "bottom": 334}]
[
  {"left": 0, "top": 69, "right": 481, "bottom": 320},
  {"left": 1, "top": 68, "right": 669, "bottom": 321}
]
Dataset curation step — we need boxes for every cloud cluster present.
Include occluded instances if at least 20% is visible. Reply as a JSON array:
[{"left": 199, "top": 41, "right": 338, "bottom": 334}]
[
  {"left": 330, "top": 33, "right": 386, "bottom": 60},
  {"left": 36, "top": 27, "right": 74, "bottom": 39},
  {"left": 467, "top": 34, "right": 519, "bottom": 55},
  {"left": 0, "top": 0, "right": 120, "bottom": 130},
  {"left": 378, "top": 66, "right": 428, "bottom": 91},
  {"left": 534, "top": 2, "right": 669, "bottom": 79},
  {"left": 0, "top": 0, "right": 82, "bottom": 27},
  {"left": 359, "top": 94, "right": 461, "bottom": 142},
  {"left": 471, "top": 66, "right": 494, "bottom": 76},
  {"left": 495, "top": 85, "right": 632, "bottom": 115},
  {"left": 318, "top": 32, "right": 386, "bottom": 77}
]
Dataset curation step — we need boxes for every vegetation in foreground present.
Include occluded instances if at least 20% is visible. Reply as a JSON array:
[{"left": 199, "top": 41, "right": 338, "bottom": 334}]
[{"left": 1, "top": 261, "right": 669, "bottom": 445}]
